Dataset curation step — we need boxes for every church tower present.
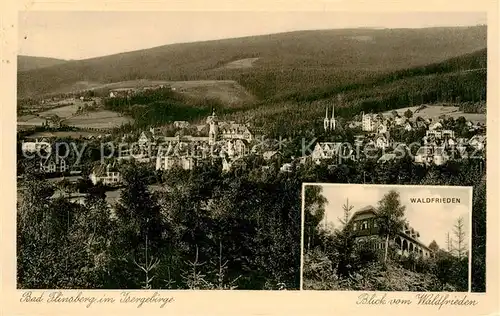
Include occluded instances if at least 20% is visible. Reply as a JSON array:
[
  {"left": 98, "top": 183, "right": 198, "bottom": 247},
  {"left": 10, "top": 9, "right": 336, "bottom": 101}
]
[
  {"left": 207, "top": 108, "right": 218, "bottom": 145},
  {"left": 330, "top": 103, "right": 336, "bottom": 130},
  {"left": 323, "top": 107, "right": 329, "bottom": 131}
]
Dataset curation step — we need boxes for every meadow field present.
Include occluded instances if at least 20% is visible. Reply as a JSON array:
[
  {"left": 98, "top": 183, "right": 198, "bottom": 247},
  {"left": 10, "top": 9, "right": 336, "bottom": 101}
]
[
  {"left": 64, "top": 110, "right": 133, "bottom": 129},
  {"left": 382, "top": 104, "right": 486, "bottom": 124},
  {"left": 221, "top": 57, "right": 260, "bottom": 69},
  {"left": 169, "top": 80, "right": 255, "bottom": 105},
  {"left": 24, "top": 130, "right": 103, "bottom": 139}
]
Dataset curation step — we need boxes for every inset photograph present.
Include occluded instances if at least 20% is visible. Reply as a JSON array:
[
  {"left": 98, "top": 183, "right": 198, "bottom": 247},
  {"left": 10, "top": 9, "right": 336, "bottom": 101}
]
[{"left": 302, "top": 183, "right": 472, "bottom": 291}]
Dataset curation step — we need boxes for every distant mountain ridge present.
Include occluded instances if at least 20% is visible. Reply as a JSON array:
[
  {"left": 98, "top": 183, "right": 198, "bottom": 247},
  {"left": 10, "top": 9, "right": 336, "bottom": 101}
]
[
  {"left": 17, "top": 55, "right": 68, "bottom": 72},
  {"left": 17, "top": 26, "right": 487, "bottom": 98}
]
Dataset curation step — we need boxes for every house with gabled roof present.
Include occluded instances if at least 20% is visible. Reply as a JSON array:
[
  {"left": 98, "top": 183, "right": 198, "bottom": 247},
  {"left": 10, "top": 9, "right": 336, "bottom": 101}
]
[
  {"left": 404, "top": 122, "right": 413, "bottom": 131},
  {"left": 348, "top": 205, "right": 433, "bottom": 259},
  {"left": 218, "top": 122, "right": 253, "bottom": 142},
  {"left": 39, "top": 153, "right": 69, "bottom": 174},
  {"left": 429, "top": 122, "right": 443, "bottom": 131},
  {"left": 377, "top": 153, "right": 397, "bottom": 164},
  {"left": 155, "top": 141, "right": 198, "bottom": 171},
  {"left": 468, "top": 135, "right": 486, "bottom": 151},
  {"left": 395, "top": 116, "right": 407, "bottom": 126},
  {"left": 415, "top": 120, "right": 427, "bottom": 129},
  {"left": 138, "top": 130, "right": 155, "bottom": 146},
  {"left": 375, "top": 133, "right": 391, "bottom": 149},
  {"left": 311, "top": 142, "right": 354, "bottom": 164},
  {"left": 415, "top": 146, "right": 433, "bottom": 164},
  {"left": 263, "top": 150, "right": 280, "bottom": 161},
  {"left": 377, "top": 123, "right": 388, "bottom": 134},
  {"left": 90, "top": 163, "right": 121, "bottom": 186},
  {"left": 433, "top": 147, "right": 449, "bottom": 166}
]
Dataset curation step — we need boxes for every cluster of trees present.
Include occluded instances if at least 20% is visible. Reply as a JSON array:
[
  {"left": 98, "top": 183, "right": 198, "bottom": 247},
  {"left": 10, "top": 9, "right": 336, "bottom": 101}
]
[
  {"left": 459, "top": 102, "right": 487, "bottom": 114},
  {"left": 75, "top": 101, "right": 100, "bottom": 114},
  {"left": 265, "top": 48, "right": 486, "bottom": 104},
  {"left": 17, "top": 161, "right": 301, "bottom": 290},
  {"left": 102, "top": 88, "right": 224, "bottom": 128},
  {"left": 303, "top": 187, "right": 471, "bottom": 291}
]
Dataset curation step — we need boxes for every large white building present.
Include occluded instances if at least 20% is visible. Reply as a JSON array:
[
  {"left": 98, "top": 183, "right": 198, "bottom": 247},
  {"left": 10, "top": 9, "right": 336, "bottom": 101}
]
[
  {"left": 156, "top": 155, "right": 196, "bottom": 171},
  {"left": 219, "top": 122, "right": 253, "bottom": 142},
  {"left": 205, "top": 110, "right": 253, "bottom": 144},
  {"left": 362, "top": 113, "right": 376, "bottom": 132}
]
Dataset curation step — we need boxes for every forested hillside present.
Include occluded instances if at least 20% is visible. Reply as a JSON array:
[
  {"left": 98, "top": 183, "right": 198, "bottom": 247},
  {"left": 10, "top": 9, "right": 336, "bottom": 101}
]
[
  {"left": 17, "top": 26, "right": 486, "bottom": 98},
  {"left": 55, "top": 47, "right": 485, "bottom": 135},
  {"left": 225, "top": 48, "right": 487, "bottom": 137},
  {"left": 17, "top": 55, "right": 68, "bottom": 71}
]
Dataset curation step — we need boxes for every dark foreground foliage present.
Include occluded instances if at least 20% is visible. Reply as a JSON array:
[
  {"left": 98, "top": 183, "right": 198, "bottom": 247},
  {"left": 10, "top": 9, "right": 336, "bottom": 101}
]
[{"left": 17, "top": 162, "right": 302, "bottom": 290}]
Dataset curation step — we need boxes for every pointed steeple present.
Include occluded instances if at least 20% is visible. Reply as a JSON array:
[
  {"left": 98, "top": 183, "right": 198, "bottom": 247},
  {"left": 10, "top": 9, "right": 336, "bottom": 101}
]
[
  {"left": 324, "top": 106, "right": 330, "bottom": 131},
  {"left": 330, "top": 103, "right": 336, "bottom": 130}
]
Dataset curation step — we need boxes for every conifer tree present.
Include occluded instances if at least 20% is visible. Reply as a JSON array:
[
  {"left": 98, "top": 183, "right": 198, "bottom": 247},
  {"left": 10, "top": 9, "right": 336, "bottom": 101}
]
[
  {"left": 453, "top": 217, "right": 467, "bottom": 259},
  {"left": 334, "top": 198, "right": 356, "bottom": 278}
]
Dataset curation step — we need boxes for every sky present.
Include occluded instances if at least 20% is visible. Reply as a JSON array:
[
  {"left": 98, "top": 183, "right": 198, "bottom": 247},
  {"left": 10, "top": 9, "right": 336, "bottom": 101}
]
[
  {"left": 313, "top": 184, "right": 472, "bottom": 250},
  {"left": 17, "top": 11, "right": 487, "bottom": 60}
]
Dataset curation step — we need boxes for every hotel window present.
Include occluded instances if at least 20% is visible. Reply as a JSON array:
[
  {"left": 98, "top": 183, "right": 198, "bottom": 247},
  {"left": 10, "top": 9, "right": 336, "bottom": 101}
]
[
  {"left": 353, "top": 222, "right": 357, "bottom": 231},
  {"left": 362, "top": 221, "right": 368, "bottom": 230},
  {"left": 373, "top": 221, "right": 378, "bottom": 228}
]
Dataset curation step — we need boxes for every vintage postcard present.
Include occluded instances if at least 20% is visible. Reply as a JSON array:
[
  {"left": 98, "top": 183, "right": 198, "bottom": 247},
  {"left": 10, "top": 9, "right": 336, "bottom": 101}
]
[{"left": 1, "top": 1, "right": 499, "bottom": 316}]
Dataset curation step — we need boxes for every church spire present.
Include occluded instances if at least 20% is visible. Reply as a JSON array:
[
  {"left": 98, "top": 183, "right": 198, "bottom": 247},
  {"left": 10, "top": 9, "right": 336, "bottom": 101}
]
[
  {"left": 330, "top": 102, "right": 336, "bottom": 130},
  {"left": 324, "top": 106, "right": 329, "bottom": 131}
]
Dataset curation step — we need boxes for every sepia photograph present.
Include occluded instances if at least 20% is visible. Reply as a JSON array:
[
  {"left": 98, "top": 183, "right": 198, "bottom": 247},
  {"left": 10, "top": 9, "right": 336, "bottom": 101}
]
[
  {"left": 15, "top": 11, "right": 487, "bottom": 292},
  {"left": 302, "top": 183, "right": 472, "bottom": 292}
]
